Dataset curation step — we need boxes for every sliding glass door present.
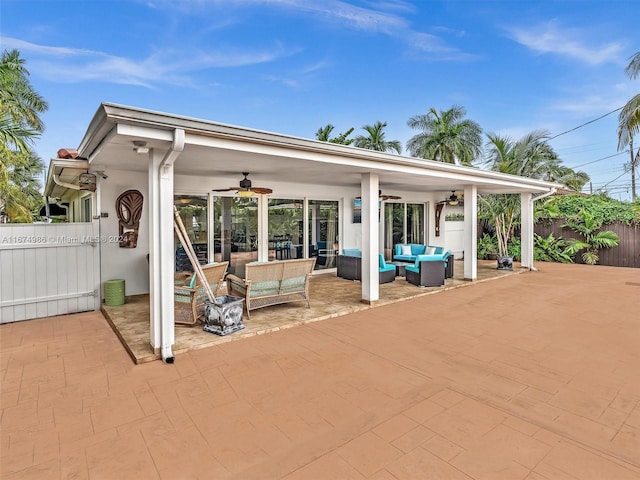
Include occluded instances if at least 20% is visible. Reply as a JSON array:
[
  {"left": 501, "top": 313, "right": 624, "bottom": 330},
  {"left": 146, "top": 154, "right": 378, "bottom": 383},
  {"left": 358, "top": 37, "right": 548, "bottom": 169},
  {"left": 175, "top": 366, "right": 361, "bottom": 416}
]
[
  {"left": 308, "top": 200, "right": 339, "bottom": 270},
  {"left": 212, "top": 196, "right": 258, "bottom": 278},
  {"left": 383, "top": 202, "right": 426, "bottom": 260}
]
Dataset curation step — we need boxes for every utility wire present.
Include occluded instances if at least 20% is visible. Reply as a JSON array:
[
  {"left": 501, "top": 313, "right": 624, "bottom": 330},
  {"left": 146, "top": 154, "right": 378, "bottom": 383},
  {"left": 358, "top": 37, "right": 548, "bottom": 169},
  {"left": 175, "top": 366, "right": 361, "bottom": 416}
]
[
  {"left": 568, "top": 150, "right": 628, "bottom": 168},
  {"left": 598, "top": 168, "right": 631, "bottom": 190},
  {"left": 548, "top": 107, "right": 623, "bottom": 140}
]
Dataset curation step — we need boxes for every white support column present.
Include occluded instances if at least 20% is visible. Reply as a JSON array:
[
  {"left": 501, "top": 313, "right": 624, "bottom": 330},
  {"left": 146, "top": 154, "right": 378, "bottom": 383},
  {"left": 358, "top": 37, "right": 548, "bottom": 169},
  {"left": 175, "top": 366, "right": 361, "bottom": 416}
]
[
  {"left": 148, "top": 149, "right": 162, "bottom": 352},
  {"left": 361, "top": 173, "right": 379, "bottom": 303},
  {"left": 257, "top": 194, "right": 269, "bottom": 262},
  {"left": 463, "top": 185, "right": 478, "bottom": 280},
  {"left": 520, "top": 192, "right": 534, "bottom": 269},
  {"left": 158, "top": 159, "right": 175, "bottom": 361},
  {"left": 303, "top": 198, "right": 309, "bottom": 259}
]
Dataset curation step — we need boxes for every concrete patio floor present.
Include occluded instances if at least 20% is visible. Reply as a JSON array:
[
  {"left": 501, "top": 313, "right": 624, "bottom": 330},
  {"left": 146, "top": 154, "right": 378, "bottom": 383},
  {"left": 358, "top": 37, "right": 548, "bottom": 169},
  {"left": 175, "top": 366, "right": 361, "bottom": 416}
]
[
  {"left": 102, "top": 260, "right": 521, "bottom": 364},
  {"left": 1, "top": 262, "right": 639, "bottom": 479}
]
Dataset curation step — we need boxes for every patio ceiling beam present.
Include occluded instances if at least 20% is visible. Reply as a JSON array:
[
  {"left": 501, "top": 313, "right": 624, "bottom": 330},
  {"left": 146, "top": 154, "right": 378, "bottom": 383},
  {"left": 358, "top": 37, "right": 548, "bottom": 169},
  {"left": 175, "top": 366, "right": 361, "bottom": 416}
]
[{"left": 184, "top": 134, "right": 558, "bottom": 194}]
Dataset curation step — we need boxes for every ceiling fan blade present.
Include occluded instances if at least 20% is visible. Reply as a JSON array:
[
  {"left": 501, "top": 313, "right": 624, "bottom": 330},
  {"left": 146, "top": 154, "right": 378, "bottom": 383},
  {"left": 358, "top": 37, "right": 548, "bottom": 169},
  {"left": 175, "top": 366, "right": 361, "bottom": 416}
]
[
  {"left": 212, "top": 187, "right": 236, "bottom": 192},
  {"left": 251, "top": 187, "right": 273, "bottom": 194},
  {"left": 381, "top": 195, "right": 402, "bottom": 201}
]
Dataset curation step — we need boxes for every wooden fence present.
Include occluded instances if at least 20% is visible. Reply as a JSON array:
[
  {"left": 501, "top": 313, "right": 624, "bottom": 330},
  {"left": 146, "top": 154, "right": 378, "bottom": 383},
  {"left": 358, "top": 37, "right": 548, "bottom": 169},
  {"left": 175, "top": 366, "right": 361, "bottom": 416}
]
[{"left": 535, "top": 219, "right": 640, "bottom": 268}]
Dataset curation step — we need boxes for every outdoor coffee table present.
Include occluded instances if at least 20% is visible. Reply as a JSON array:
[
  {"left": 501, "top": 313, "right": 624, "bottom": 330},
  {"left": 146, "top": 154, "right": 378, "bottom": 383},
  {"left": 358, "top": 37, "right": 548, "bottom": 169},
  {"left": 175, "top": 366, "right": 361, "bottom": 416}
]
[{"left": 391, "top": 261, "right": 412, "bottom": 277}]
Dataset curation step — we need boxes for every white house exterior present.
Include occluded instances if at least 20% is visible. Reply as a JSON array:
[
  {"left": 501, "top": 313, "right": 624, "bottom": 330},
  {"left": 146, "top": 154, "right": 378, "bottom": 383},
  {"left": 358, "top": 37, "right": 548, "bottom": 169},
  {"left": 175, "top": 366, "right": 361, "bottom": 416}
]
[{"left": 44, "top": 103, "right": 559, "bottom": 362}]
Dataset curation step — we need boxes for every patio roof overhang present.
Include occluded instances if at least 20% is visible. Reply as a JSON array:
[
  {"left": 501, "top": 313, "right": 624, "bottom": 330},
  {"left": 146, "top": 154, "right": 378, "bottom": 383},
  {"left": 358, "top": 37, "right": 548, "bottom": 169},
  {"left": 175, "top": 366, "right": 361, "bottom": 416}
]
[
  {"left": 44, "top": 157, "right": 90, "bottom": 199},
  {"left": 76, "top": 102, "right": 560, "bottom": 196}
]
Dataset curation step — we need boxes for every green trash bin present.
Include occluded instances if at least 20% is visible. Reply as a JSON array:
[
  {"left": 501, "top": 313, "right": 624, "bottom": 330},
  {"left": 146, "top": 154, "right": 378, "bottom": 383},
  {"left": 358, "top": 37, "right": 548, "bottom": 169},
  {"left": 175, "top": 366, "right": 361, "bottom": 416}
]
[{"left": 104, "top": 279, "right": 125, "bottom": 306}]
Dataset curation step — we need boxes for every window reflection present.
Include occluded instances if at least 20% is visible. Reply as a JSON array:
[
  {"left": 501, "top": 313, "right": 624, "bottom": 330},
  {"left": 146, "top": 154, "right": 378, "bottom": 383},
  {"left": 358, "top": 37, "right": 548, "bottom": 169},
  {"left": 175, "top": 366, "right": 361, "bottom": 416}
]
[
  {"left": 308, "top": 200, "right": 339, "bottom": 270},
  {"left": 174, "top": 195, "right": 208, "bottom": 272},
  {"left": 268, "top": 199, "right": 304, "bottom": 260},
  {"left": 212, "top": 196, "right": 258, "bottom": 278}
]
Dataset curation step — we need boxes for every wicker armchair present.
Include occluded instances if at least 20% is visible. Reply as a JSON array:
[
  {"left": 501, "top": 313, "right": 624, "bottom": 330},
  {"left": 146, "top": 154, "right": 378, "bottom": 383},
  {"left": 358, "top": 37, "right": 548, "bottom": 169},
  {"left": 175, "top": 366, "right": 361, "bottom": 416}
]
[{"left": 174, "top": 262, "right": 229, "bottom": 325}]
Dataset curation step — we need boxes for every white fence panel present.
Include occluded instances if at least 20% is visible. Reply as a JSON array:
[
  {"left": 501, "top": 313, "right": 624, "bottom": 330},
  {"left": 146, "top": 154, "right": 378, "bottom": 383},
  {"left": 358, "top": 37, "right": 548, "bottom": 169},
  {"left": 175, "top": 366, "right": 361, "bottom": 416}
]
[
  {"left": 444, "top": 220, "right": 465, "bottom": 259},
  {"left": 0, "top": 222, "right": 101, "bottom": 323}
]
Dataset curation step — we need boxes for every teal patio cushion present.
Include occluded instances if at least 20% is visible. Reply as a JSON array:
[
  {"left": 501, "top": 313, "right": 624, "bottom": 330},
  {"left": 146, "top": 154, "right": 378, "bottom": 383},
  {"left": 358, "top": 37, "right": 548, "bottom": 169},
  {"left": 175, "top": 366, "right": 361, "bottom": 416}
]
[
  {"left": 411, "top": 244, "right": 427, "bottom": 255},
  {"left": 342, "top": 248, "right": 362, "bottom": 257},
  {"left": 249, "top": 280, "right": 280, "bottom": 298},
  {"left": 280, "top": 276, "right": 306, "bottom": 293}
]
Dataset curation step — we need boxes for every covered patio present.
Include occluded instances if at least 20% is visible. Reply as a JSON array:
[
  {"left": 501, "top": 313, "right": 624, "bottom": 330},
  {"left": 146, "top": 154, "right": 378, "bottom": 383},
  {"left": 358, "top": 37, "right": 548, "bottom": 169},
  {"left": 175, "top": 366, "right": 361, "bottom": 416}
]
[
  {"left": 102, "top": 260, "right": 524, "bottom": 364},
  {"left": 46, "top": 102, "right": 559, "bottom": 363}
]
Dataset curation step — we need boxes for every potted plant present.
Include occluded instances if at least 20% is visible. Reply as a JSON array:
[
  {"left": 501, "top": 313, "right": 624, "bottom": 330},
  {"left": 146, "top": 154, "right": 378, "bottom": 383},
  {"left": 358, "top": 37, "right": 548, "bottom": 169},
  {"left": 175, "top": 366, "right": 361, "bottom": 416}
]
[{"left": 479, "top": 194, "right": 519, "bottom": 270}]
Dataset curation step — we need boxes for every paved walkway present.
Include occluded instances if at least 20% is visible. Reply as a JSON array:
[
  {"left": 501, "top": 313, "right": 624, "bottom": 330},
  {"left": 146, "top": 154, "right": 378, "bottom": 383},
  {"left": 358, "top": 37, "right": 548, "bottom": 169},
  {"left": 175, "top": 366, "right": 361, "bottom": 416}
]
[{"left": 1, "top": 263, "right": 639, "bottom": 479}]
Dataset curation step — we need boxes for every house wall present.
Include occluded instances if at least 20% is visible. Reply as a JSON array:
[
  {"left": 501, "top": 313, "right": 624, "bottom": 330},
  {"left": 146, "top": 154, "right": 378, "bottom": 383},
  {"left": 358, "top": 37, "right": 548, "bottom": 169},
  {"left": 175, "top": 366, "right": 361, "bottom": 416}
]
[
  {"left": 97, "top": 169, "right": 150, "bottom": 296},
  {"left": 97, "top": 168, "right": 450, "bottom": 295}
]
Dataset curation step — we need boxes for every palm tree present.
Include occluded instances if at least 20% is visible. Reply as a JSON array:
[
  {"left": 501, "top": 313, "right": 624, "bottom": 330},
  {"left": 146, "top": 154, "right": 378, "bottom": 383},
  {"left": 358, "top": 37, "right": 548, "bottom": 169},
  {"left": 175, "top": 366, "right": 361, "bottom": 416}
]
[
  {"left": 480, "top": 130, "right": 564, "bottom": 262},
  {"left": 556, "top": 167, "right": 591, "bottom": 192},
  {"left": 354, "top": 121, "right": 401, "bottom": 154},
  {"left": 484, "top": 130, "right": 561, "bottom": 177},
  {"left": 0, "top": 49, "right": 48, "bottom": 222},
  {"left": 617, "top": 51, "right": 640, "bottom": 200},
  {"left": 315, "top": 124, "right": 355, "bottom": 145},
  {"left": 406, "top": 105, "right": 482, "bottom": 165}
]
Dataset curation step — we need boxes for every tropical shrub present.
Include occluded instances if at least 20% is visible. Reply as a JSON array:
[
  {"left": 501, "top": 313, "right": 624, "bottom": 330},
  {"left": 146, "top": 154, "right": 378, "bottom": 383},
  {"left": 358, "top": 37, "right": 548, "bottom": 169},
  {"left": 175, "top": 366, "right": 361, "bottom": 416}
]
[
  {"left": 507, "top": 236, "right": 521, "bottom": 261},
  {"left": 476, "top": 233, "right": 498, "bottom": 259},
  {"left": 533, "top": 233, "right": 573, "bottom": 263},
  {"left": 538, "top": 193, "right": 640, "bottom": 226},
  {"left": 563, "top": 210, "right": 620, "bottom": 265}
]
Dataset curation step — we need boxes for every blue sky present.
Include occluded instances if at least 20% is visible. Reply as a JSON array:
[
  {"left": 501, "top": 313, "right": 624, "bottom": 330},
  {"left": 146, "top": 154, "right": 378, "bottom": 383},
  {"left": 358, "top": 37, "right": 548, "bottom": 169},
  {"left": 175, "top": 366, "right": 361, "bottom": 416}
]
[{"left": 2, "top": 0, "right": 639, "bottom": 199}]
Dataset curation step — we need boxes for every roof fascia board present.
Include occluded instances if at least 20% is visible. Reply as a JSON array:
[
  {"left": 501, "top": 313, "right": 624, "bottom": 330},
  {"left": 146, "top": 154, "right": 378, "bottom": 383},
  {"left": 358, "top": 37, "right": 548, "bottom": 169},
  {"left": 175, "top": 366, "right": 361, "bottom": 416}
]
[{"left": 96, "top": 102, "right": 561, "bottom": 193}]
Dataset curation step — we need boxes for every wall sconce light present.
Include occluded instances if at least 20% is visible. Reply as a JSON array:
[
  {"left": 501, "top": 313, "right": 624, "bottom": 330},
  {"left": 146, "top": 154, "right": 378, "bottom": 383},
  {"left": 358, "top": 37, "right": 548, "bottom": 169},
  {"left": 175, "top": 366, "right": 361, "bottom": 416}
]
[{"left": 133, "top": 140, "right": 149, "bottom": 155}]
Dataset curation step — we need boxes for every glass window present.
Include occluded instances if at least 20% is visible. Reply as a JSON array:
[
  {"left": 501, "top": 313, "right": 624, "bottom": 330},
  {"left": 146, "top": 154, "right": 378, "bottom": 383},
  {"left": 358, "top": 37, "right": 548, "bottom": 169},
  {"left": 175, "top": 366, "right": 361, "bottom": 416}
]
[
  {"left": 308, "top": 200, "right": 339, "bottom": 270},
  {"left": 82, "top": 196, "right": 92, "bottom": 222},
  {"left": 268, "top": 199, "right": 304, "bottom": 260}
]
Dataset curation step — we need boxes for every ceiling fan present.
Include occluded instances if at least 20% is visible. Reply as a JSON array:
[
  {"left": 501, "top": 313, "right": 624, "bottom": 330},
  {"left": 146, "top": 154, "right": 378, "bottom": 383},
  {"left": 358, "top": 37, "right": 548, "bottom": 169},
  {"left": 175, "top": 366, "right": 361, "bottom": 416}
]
[
  {"left": 438, "top": 191, "right": 463, "bottom": 206},
  {"left": 212, "top": 172, "right": 273, "bottom": 197},
  {"left": 356, "top": 190, "right": 402, "bottom": 202},
  {"left": 378, "top": 190, "right": 402, "bottom": 201}
]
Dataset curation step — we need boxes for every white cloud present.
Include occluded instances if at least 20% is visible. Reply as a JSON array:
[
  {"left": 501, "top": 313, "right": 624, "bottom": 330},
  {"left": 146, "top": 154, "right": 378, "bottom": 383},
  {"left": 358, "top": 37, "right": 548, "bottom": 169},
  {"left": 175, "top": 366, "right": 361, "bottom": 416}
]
[
  {"left": 143, "top": 0, "right": 474, "bottom": 62},
  {"left": 0, "top": 36, "right": 292, "bottom": 88},
  {"left": 507, "top": 21, "right": 625, "bottom": 66}
]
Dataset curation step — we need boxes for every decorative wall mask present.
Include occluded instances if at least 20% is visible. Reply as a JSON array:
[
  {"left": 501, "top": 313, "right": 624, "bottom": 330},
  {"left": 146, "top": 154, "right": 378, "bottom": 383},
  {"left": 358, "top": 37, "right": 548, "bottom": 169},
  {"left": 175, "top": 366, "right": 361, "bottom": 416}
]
[{"left": 115, "top": 189, "right": 143, "bottom": 248}]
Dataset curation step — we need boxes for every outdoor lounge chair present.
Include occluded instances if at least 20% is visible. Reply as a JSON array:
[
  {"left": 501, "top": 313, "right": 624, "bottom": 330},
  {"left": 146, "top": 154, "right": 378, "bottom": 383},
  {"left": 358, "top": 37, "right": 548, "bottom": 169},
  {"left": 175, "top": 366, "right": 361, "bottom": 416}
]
[
  {"left": 336, "top": 250, "right": 396, "bottom": 284},
  {"left": 174, "top": 262, "right": 229, "bottom": 325},
  {"left": 405, "top": 255, "right": 446, "bottom": 287}
]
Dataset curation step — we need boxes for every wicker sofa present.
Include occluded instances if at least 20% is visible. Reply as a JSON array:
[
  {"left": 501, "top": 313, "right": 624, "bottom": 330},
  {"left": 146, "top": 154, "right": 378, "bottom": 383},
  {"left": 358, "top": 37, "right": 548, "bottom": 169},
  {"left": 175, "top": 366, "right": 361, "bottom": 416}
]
[
  {"left": 393, "top": 244, "right": 454, "bottom": 278},
  {"left": 226, "top": 258, "right": 316, "bottom": 318}
]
